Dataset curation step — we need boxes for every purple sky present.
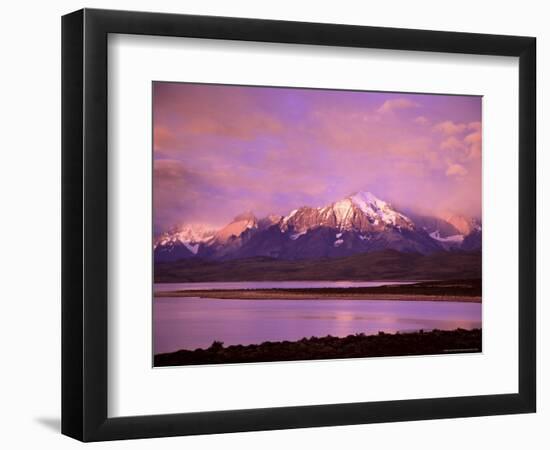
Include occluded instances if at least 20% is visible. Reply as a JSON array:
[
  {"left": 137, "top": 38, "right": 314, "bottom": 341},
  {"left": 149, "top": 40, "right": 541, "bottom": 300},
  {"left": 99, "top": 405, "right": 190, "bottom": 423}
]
[{"left": 153, "top": 82, "right": 481, "bottom": 234}]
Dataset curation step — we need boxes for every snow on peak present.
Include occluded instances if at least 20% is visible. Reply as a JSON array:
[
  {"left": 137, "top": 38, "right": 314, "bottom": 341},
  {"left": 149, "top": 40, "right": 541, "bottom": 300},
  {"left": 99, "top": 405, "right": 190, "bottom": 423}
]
[
  {"left": 154, "top": 224, "right": 216, "bottom": 251},
  {"left": 331, "top": 198, "right": 355, "bottom": 223},
  {"left": 278, "top": 190, "right": 415, "bottom": 234},
  {"left": 289, "top": 230, "right": 307, "bottom": 240},
  {"left": 282, "top": 209, "right": 298, "bottom": 226},
  {"left": 348, "top": 191, "right": 413, "bottom": 228},
  {"left": 350, "top": 191, "right": 385, "bottom": 207},
  {"left": 429, "top": 230, "right": 464, "bottom": 243}
]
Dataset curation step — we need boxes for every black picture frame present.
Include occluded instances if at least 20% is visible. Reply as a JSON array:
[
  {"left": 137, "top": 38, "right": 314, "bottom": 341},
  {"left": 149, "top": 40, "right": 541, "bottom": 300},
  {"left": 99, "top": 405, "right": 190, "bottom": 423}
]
[{"left": 61, "top": 8, "right": 536, "bottom": 442}]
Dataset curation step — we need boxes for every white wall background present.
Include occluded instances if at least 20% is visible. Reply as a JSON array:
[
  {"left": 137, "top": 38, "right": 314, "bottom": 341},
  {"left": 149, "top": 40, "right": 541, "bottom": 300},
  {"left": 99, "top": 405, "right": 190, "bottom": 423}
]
[{"left": 0, "top": 1, "right": 546, "bottom": 448}]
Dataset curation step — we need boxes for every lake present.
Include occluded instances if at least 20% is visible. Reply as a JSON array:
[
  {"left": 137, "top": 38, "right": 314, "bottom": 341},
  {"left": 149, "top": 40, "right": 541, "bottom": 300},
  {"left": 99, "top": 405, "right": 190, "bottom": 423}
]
[{"left": 154, "top": 281, "right": 481, "bottom": 354}]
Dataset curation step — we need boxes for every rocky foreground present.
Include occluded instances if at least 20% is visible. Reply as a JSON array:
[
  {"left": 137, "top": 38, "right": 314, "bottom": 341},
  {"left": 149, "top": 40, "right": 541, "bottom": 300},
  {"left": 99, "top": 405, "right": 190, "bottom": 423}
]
[{"left": 154, "top": 328, "right": 482, "bottom": 367}]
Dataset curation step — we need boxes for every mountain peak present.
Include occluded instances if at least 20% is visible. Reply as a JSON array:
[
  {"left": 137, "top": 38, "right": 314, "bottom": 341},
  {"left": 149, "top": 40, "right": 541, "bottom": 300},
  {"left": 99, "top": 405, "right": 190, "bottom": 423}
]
[
  {"left": 215, "top": 212, "right": 258, "bottom": 243},
  {"left": 233, "top": 211, "right": 257, "bottom": 222},
  {"left": 153, "top": 223, "right": 215, "bottom": 254},
  {"left": 349, "top": 191, "right": 387, "bottom": 211},
  {"left": 440, "top": 213, "right": 482, "bottom": 235},
  {"left": 154, "top": 192, "right": 482, "bottom": 263},
  {"left": 345, "top": 191, "right": 413, "bottom": 229},
  {"left": 278, "top": 190, "right": 415, "bottom": 234},
  {"left": 350, "top": 190, "right": 382, "bottom": 203}
]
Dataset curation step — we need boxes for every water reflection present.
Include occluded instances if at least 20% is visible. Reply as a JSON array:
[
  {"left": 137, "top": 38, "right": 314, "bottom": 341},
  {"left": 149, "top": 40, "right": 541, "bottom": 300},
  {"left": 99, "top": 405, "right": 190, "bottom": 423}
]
[{"left": 154, "top": 297, "right": 481, "bottom": 354}]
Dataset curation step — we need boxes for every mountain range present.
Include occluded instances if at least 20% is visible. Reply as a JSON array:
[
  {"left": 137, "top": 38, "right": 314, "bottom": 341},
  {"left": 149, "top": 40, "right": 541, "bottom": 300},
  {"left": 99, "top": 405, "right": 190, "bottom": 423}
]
[{"left": 154, "top": 191, "right": 481, "bottom": 263}]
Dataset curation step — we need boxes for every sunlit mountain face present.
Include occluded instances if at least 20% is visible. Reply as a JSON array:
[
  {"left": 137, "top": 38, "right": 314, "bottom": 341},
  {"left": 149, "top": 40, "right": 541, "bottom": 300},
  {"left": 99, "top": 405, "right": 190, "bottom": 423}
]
[{"left": 154, "top": 191, "right": 481, "bottom": 263}]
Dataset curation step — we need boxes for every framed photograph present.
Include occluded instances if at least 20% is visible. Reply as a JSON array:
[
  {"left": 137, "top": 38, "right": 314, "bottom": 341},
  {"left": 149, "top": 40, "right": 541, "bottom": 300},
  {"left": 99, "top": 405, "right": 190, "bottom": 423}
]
[{"left": 62, "top": 8, "right": 536, "bottom": 441}]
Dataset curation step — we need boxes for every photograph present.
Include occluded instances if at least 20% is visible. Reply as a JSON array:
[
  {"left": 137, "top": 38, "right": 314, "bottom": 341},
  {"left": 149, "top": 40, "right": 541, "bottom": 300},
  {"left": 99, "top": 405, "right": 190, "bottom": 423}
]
[
  {"left": 152, "top": 82, "right": 483, "bottom": 367},
  {"left": 1, "top": 1, "right": 542, "bottom": 447}
]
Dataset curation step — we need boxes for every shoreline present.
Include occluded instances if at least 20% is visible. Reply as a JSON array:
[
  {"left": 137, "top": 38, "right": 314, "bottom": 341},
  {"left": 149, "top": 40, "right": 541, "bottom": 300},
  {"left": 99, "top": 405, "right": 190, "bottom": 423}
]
[
  {"left": 154, "top": 328, "right": 482, "bottom": 367},
  {"left": 155, "top": 290, "right": 481, "bottom": 303},
  {"left": 156, "top": 278, "right": 430, "bottom": 284},
  {"left": 155, "top": 279, "right": 482, "bottom": 303}
]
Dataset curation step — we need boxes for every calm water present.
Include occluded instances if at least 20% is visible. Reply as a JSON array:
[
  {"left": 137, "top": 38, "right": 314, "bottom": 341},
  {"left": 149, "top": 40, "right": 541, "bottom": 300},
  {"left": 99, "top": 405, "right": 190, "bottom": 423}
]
[{"left": 154, "top": 282, "right": 481, "bottom": 354}]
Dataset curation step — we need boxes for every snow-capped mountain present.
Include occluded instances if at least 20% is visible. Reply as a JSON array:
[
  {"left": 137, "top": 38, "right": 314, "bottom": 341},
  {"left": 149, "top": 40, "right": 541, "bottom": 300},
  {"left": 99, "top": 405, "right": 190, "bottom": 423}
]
[
  {"left": 154, "top": 224, "right": 216, "bottom": 250},
  {"left": 281, "top": 191, "right": 414, "bottom": 234},
  {"left": 442, "top": 213, "right": 482, "bottom": 236},
  {"left": 154, "top": 191, "right": 482, "bottom": 262},
  {"left": 212, "top": 212, "right": 258, "bottom": 244},
  {"left": 153, "top": 224, "right": 216, "bottom": 262}
]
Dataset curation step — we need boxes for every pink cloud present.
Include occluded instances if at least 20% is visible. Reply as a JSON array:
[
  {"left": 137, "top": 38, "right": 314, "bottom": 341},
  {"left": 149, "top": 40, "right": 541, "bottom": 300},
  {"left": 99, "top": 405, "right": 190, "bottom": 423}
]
[
  {"left": 464, "top": 130, "right": 482, "bottom": 159},
  {"left": 414, "top": 115, "right": 430, "bottom": 125},
  {"left": 446, "top": 163, "right": 468, "bottom": 177},
  {"left": 377, "top": 98, "right": 419, "bottom": 114},
  {"left": 433, "top": 120, "right": 467, "bottom": 135},
  {"left": 153, "top": 83, "right": 284, "bottom": 147},
  {"left": 153, "top": 84, "right": 482, "bottom": 231},
  {"left": 438, "top": 120, "right": 481, "bottom": 161},
  {"left": 182, "top": 114, "right": 282, "bottom": 140},
  {"left": 440, "top": 136, "right": 465, "bottom": 152},
  {"left": 468, "top": 121, "right": 481, "bottom": 132},
  {"left": 153, "top": 125, "right": 177, "bottom": 151}
]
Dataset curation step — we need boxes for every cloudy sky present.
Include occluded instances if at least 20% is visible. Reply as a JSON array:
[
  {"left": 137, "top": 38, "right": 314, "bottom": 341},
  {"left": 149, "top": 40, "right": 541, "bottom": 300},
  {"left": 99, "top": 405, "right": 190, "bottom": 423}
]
[{"left": 153, "top": 82, "right": 481, "bottom": 234}]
